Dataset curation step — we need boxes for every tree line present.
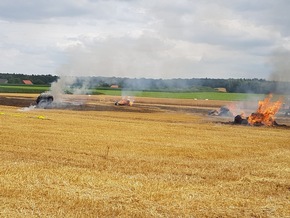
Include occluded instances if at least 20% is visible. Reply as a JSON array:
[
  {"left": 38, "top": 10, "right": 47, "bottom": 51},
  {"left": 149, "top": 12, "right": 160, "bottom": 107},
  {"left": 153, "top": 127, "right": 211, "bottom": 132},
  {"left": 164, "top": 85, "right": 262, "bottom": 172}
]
[
  {"left": 76, "top": 76, "right": 290, "bottom": 94},
  {"left": 1, "top": 73, "right": 290, "bottom": 94},
  {"left": 0, "top": 73, "right": 58, "bottom": 85}
]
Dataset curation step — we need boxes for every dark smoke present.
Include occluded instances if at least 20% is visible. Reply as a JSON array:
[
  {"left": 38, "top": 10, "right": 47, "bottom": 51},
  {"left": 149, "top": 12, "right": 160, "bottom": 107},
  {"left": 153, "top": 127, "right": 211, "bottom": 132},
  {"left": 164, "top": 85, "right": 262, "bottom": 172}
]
[
  {"left": 270, "top": 48, "right": 290, "bottom": 81},
  {"left": 269, "top": 47, "right": 290, "bottom": 95},
  {"left": 265, "top": 47, "right": 290, "bottom": 110}
]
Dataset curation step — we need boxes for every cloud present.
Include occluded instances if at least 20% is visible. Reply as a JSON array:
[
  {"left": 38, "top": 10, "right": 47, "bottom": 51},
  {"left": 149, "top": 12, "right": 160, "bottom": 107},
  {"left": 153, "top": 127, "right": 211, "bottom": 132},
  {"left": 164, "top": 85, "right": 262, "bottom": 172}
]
[
  {"left": 57, "top": 32, "right": 270, "bottom": 79},
  {"left": 0, "top": 0, "right": 289, "bottom": 79},
  {"left": 0, "top": 0, "right": 88, "bottom": 21}
]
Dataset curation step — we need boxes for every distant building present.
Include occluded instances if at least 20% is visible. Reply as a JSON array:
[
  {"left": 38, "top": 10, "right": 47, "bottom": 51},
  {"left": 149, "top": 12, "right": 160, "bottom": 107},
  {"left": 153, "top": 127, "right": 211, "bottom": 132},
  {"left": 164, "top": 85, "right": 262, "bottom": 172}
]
[
  {"left": 110, "top": 85, "right": 119, "bottom": 89},
  {"left": 22, "top": 80, "right": 33, "bottom": 85},
  {"left": 0, "top": 79, "right": 8, "bottom": 84}
]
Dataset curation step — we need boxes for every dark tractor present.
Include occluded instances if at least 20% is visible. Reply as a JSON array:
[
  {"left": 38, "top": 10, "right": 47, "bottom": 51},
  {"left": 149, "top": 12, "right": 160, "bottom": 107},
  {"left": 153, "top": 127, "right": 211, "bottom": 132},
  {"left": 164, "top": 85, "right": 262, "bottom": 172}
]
[{"left": 36, "top": 93, "right": 54, "bottom": 108}]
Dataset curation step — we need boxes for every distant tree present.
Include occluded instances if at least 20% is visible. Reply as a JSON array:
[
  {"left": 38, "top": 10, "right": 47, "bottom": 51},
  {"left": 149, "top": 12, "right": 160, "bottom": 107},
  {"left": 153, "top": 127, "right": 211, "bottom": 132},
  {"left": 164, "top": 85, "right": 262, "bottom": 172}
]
[
  {"left": 2, "top": 73, "right": 290, "bottom": 94},
  {"left": 9, "top": 77, "right": 22, "bottom": 84}
]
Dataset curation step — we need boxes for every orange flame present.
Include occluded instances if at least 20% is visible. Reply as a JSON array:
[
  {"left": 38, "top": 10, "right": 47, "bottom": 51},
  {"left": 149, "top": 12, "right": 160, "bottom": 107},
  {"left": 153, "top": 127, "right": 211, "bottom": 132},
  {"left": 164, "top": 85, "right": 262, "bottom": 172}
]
[{"left": 247, "top": 94, "right": 282, "bottom": 126}]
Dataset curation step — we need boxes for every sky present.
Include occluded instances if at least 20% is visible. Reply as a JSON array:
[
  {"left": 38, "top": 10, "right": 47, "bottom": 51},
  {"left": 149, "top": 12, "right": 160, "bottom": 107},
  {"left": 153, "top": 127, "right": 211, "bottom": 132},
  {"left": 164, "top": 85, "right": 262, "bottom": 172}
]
[{"left": 0, "top": 0, "right": 290, "bottom": 80}]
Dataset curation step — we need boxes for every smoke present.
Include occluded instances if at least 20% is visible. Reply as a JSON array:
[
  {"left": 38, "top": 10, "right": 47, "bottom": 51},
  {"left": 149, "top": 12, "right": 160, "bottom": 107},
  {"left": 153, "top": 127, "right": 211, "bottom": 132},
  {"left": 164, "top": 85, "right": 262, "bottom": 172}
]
[
  {"left": 231, "top": 96, "right": 264, "bottom": 116},
  {"left": 32, "top": 75, "right": 92, "bottom": 108},
  {"left": 50, "top": 76, "right": 91, "bottom": 96},
  {"left": 268, "top": 47, "right": 290, "bottom": 103},
  {"left": 269, "top": 47, "right": 290, "bottom": 82},
  {"left": 53, "top": 32, "right": 204, "bottom": 101},
  {"left": 18, "top": 105, "right": 36, "bottom": 112},
  {"left": 57, "top": 32, "right": 205, "bottom": 80},
  {"left": 49, "top": 76, "right": 75, "bottom": 102}
]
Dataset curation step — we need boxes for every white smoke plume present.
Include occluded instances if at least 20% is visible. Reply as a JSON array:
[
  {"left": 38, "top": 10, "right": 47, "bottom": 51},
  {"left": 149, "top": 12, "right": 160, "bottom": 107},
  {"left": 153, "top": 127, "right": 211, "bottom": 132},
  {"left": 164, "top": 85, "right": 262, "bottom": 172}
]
[
  {"left": 39, "top": 75, "right": 92, "bottom": 108},
  {"left": 49, "top": 76, "right": 75, "bottom": 103}
]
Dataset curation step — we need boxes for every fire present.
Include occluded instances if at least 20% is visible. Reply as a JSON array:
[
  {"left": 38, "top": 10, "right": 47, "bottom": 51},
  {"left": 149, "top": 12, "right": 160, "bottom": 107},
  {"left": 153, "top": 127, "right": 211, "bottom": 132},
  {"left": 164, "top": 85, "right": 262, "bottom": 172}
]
[
  {"left": 247, "top": 94, "right": 283, "bottom": 126},
  {"left": 115, "top": 97, "right": 134, "bottom": 106}
]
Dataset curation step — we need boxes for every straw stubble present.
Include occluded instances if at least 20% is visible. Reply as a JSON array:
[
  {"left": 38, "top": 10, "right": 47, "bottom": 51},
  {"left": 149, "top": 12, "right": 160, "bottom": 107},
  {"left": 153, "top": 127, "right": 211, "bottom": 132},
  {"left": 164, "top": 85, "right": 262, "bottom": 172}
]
[{"left": 1, "top": 106, "right": 289, "bottom": 217}]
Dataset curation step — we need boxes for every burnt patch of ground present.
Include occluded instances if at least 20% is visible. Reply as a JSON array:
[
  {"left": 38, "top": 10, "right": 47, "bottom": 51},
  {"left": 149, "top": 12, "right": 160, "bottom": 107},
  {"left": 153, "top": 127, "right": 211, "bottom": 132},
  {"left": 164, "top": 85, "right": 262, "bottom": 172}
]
[
  {"left": 0, "top": 94, "right": 213, "bottom": 114},
  {"left": 3, "top": 94, "right": 290, "bottom": 126},
  {"left": 0, "top": 96, "right": 35, "bottom": 107}
]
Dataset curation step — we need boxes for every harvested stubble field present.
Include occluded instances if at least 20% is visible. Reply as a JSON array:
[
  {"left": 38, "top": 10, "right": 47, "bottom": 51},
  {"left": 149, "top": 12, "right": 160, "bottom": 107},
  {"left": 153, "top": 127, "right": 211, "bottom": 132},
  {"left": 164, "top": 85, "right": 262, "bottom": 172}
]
[{"left": 0, "top": 94, "right": 290, "bottom": 217}]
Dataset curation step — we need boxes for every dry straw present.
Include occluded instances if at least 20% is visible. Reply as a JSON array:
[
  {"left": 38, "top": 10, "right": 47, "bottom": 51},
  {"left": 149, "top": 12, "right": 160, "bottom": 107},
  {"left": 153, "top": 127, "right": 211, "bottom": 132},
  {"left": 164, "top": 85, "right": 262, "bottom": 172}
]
[{"left": 0, "top": 103, "right": 289, "bottom": 217}]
